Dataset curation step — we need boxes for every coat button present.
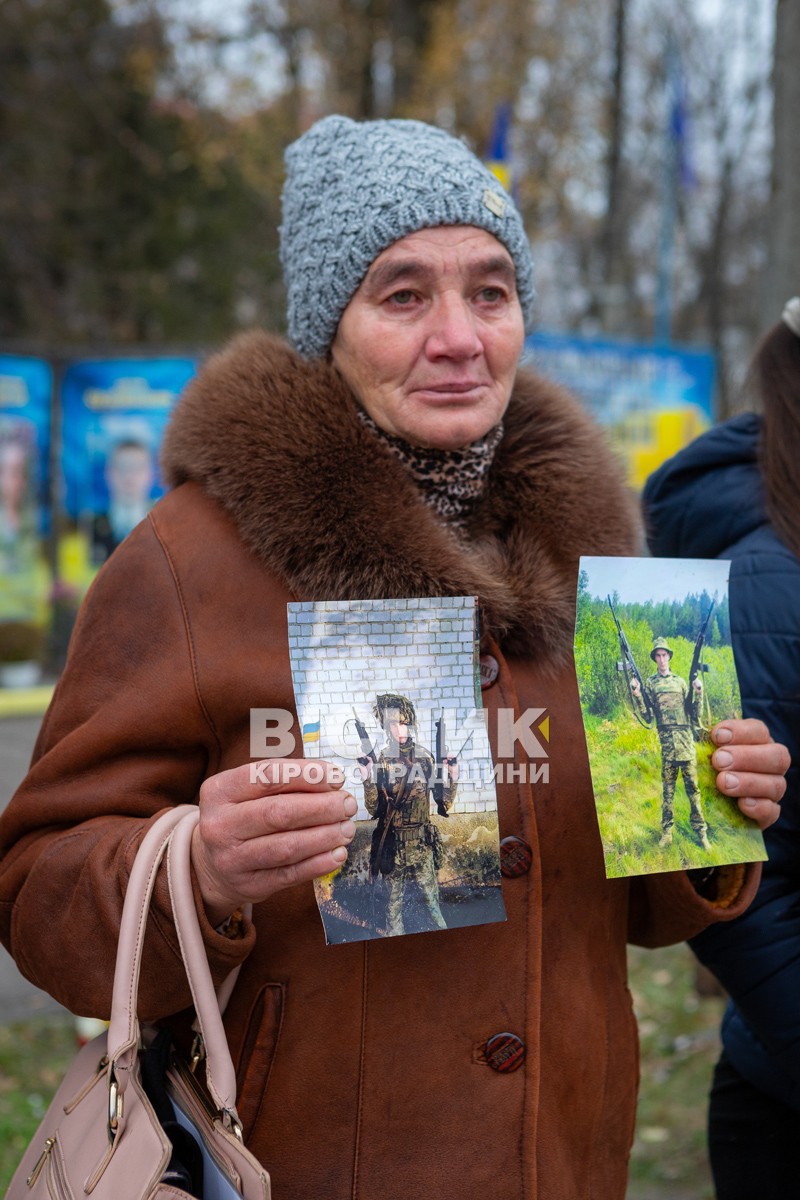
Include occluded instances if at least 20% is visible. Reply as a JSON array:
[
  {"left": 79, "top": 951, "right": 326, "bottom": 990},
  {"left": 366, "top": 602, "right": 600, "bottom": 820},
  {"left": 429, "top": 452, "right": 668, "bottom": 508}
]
[
  {"left": 479, "top": 655, "right": 500, "bottom": 689},
  {"left": 485, "top": 1032, "right": 525, "bottom": 1073},
  {"left": 499, "top": 836, "right": 532, "bottom": 877}
]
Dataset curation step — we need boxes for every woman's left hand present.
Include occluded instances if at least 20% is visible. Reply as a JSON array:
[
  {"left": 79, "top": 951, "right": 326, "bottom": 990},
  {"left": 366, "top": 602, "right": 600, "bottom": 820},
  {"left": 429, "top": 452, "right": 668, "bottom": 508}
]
[{"left": 711, "top": 718, "right": 790, "bottom": 831}]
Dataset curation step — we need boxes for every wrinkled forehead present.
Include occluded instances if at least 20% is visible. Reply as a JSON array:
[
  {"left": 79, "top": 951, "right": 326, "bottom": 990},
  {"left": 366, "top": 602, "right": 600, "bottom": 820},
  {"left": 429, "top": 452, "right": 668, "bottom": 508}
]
[{"left": 361, "top": 226, "right": 515, "bottom": 291}]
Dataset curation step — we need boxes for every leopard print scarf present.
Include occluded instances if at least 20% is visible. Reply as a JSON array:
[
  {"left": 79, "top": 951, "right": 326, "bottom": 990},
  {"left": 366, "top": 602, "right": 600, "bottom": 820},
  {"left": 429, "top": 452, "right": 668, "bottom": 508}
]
[{"left": 356, "top": 409, "right": 503, "bottom": 528}]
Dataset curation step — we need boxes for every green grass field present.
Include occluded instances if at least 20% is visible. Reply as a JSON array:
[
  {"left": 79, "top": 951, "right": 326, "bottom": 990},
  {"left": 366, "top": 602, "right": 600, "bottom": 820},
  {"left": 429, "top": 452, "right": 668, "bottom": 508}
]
[
  {"left": 627, "top": 943, "right": 724, "bottom": 1199},
  {"left": 586, "top": 715, "right": 767, "bottom": 877},
  {"left": 0, "top": 1016, "right": 77, "bottom": 1190}
]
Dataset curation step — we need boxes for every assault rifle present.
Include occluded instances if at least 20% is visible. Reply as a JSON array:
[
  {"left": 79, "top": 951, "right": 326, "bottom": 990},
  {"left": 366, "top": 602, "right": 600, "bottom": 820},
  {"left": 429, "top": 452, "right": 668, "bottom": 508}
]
[
  {"left": 353, "top": 711, "right": 380, "bottom": 882},
  {"left": 353, "top": 710, "right": 378, "bottom": 770},
  {"left": 353, "top": 710, "right": 397, "bottom": 888},
  {"left": 433, "top": 710, "right": 452, "bottom": 818},
  {"left": 686, "top": 603, "right": 715, "bottom": 737},
  {"left": 608, "top": 595, "right": 653, "bottom": 728}
]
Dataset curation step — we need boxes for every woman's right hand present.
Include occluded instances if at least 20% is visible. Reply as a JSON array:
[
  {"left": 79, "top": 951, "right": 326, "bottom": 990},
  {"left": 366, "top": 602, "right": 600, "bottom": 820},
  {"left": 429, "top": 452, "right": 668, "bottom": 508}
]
[{"left": 191, "top": 759, "right": 357, "bottom": 926}]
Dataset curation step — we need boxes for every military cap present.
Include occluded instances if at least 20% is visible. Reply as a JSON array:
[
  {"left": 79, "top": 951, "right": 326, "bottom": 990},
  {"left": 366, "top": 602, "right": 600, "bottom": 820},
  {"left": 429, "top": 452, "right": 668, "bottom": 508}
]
[{"left": 650, "top": 637, "right": 674, "bottom": 661}]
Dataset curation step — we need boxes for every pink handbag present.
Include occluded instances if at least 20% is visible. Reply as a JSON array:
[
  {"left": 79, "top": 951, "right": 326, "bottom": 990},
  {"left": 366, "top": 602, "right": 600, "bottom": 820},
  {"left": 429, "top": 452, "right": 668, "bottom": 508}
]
[{"left": 7, "top": 805, "right": 270, "bottom": 1200}]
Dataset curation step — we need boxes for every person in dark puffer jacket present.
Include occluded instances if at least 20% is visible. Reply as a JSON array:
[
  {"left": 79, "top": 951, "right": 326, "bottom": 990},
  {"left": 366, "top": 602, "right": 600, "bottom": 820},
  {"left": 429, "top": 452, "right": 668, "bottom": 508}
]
[{"left": 643, "top": 299, "right": 800, "bottom": 1200}]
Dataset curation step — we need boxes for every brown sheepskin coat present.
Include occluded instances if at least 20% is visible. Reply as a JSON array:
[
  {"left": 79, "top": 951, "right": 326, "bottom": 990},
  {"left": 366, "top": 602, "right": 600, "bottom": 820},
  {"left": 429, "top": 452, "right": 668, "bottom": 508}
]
[{"left": 0, "top": 333, "right": 758, "bottom": 1199}]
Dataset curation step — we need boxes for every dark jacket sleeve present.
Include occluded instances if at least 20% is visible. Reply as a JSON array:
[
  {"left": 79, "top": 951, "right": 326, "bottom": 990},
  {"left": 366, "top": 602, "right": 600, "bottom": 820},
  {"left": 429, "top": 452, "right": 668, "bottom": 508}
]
[
  {"left": 690, "top": 826, "right": 800, "bottom": 1080},
  {"left": 0, "top": 515, "right": 254, "bottom": 1021},
  {"left": 642, "top": 413, "right": 763, "bottom": 559}
]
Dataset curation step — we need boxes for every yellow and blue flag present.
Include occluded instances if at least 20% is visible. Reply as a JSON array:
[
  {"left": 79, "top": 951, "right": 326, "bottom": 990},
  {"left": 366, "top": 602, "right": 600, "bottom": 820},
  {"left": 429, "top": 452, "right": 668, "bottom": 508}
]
[
  {"left": 302, "top": 720, "right": 320, "bottom": 745},
  {"left": 485, "top": 102, "right": 512, "bottom": 193}
]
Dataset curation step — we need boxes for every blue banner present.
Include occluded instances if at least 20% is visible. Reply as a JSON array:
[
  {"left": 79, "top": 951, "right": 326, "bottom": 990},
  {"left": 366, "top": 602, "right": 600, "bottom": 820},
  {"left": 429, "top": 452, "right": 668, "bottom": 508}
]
[
  {"left": 0, "top": 355, "right": 53, "bottom": 533},
  {"left": 524, "top": 333, "right": 716, "bottom": 488},
  {"left": 61, "top": 357, "right": 195, "bottom": 575},
  {"left": 0, "top": 356, "right": 53, "bottom": 678}
]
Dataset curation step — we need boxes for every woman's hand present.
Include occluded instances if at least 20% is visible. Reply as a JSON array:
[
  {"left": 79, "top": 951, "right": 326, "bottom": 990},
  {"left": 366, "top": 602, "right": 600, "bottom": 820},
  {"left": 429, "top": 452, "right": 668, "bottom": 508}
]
[
  {"left": 710, "top": 719, "right": 790, "bottom": 831},
  {"left": 191, "top": 759, "right": 357, "bottom": 925}
]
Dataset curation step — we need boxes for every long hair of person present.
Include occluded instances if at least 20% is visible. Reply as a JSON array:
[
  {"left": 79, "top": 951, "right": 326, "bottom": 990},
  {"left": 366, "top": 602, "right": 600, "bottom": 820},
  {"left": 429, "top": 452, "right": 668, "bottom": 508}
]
[{"left": 751, "top": 316, "right": 800, "bottom": 559}]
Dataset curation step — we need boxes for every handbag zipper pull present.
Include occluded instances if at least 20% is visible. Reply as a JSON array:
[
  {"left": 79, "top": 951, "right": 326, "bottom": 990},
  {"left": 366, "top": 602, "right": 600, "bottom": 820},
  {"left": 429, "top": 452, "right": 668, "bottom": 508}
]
[
  {"left": 26, "top": 1136, "right": 55, "bottom": 1187},
  {"left": 189, "top": 1032, "right": 205, "bottom": 1074}
]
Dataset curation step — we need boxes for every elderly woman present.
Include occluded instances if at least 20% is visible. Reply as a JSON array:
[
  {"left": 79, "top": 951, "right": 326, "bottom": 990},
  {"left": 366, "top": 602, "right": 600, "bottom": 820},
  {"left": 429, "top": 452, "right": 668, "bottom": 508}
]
[{"left": 0, "top": 116, "right": 787, "bottom": 1200}]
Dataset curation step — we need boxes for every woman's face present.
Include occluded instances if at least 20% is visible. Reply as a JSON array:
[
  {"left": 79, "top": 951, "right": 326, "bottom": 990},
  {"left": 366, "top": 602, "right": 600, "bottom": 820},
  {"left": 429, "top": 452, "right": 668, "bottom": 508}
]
[{"left": 331, "top": 226, "right": 525, "bottom": 451}]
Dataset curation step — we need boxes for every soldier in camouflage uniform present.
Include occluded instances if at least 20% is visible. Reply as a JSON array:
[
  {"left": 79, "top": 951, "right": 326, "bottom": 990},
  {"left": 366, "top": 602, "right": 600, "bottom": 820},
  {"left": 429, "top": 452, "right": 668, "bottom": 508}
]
[
  {"left": 631, "top": 637, "right": 710, "bottom": 851},
  {"left": 358, "top": 693, "right": 458, "bottom": 936}
]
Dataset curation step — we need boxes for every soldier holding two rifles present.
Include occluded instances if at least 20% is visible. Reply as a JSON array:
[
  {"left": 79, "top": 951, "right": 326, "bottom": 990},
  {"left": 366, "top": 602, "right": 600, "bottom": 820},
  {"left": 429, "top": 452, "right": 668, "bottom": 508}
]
[
  {"left": 357, "top": 693, "right": 458, "bottom": 935},
  {"left": 631, "top": 637, "right": 709, "bottom": 850}
]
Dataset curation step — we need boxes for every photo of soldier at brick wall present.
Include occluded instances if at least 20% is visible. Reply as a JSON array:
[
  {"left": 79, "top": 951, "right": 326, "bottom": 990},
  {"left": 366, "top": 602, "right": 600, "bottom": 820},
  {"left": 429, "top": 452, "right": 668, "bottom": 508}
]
[
  {"left": 287, "top": 596, "right": 507, "bottom": 944},
  {"left": 574, "top": 556, "right": 766, "bottom": 878}
]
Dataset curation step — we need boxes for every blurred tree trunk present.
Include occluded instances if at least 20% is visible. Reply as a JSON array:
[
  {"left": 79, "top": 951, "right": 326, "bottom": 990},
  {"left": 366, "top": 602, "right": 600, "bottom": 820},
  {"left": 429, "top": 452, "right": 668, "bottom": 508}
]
[
  {"left": 766, "top": 0, "right": 800, "bottom": 322},
  {"left": 599, "top": 0, "right": 628, "bottom": 335},
  {"left": 389, "top": 0, "right": 433, "bottom": 112},
  {"left": 0, "top": 0, "right": 282, "bottom": 344},
  {"left": 703, "top": 154, "right": 735, "bottom": 417}
]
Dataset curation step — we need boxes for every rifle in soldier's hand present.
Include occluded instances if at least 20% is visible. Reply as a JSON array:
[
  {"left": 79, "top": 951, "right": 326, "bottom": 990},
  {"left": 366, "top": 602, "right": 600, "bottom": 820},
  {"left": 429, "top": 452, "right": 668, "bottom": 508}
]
[
  {"left": 353, "top": 710, "right": 378, "bottom": 778},
  {"left": 687, "top": 603, "right": 714, "bottom": 738},
  {"left": 433, "top": 710, "right": 456, "bottom": 817},
  {"left": 608, "top": 596, "right": 653, "bottom": 727},
  {"left": 352, "top": 710, "right": 390, "bottom": 886}
]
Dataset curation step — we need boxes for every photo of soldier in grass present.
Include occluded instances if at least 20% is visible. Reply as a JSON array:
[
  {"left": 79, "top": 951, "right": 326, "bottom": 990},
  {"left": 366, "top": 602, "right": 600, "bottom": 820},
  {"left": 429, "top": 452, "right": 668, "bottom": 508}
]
[{"left": 575, "top": 556, "right": 767, "bottom": 878}]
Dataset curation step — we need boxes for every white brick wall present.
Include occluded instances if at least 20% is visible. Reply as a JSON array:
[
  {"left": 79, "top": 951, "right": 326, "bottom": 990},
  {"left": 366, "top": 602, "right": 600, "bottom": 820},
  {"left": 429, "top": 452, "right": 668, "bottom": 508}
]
[{"left": 287, "top": 597, "right": 497, "bottom": 817}]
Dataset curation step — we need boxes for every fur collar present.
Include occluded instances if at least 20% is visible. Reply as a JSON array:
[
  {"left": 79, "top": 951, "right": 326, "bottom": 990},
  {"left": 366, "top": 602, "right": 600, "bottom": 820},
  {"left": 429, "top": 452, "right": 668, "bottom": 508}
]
[{"left": 162, "top": 331, "right": 640, "bottom": 666}]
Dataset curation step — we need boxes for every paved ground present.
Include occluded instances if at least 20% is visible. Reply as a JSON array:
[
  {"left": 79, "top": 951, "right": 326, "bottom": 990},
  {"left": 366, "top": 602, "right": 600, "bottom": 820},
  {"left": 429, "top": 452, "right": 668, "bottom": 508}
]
[{"left": 0, "top": 714, "right": 66, "bottom": 1021}]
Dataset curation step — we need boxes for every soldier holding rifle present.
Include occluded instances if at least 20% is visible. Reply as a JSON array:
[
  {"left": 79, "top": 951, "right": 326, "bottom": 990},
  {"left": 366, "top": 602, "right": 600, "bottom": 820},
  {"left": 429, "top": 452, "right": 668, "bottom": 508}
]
[
  {"left": 355, "top": 693, "right": 458, "bottom": 935},
  {"left": 631, "top": 637, "right": 709, "bottom": 850}
]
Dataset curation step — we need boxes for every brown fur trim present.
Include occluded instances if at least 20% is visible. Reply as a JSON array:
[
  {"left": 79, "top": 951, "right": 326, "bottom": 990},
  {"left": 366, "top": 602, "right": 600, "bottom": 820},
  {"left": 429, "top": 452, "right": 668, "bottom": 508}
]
[{"left": 161, "top": 331, "right": 641, "bottom": 665}]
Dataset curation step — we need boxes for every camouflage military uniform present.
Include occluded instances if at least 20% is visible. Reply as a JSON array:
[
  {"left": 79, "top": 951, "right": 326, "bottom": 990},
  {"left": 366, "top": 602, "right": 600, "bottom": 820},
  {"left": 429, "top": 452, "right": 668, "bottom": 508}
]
[
  {"left": 363, "top": 740, "right": 457, "bottom": 936},
  {"left": 638, "top": 671, "right": 706, "bottom": 839}
]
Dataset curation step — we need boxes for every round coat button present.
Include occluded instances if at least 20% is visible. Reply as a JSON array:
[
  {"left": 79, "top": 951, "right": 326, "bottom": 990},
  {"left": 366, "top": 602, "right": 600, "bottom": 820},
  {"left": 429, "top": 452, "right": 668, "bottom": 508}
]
[
  {"left": 485, "top": 1032, "right": 525, "bottom": 1073},
  {"left": 479, "top": 655, "right": 500, "bottom": 689},
  {"left": 499, "top": 836, "right": 533, "bottom": 878}
]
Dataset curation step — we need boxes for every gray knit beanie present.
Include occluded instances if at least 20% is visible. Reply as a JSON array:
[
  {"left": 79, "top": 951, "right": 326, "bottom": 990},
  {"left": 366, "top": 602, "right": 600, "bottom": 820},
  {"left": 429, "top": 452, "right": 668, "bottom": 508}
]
[{"left": 280, "top": 115, "right": 535, "bottom": 360}]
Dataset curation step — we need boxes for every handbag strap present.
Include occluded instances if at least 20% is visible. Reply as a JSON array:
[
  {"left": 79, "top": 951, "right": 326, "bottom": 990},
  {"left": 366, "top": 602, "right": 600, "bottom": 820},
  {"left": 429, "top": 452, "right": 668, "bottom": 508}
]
[
  {"left": 167, "top": 808, "right": 240, "bottom": 1120},
  {"left": 105, "top": 804, "right": 244, "bottom": 1136},
  {"left": 107, "top": 804, "right": 196, "bottom": 1070}
]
